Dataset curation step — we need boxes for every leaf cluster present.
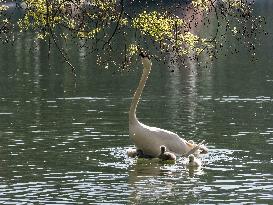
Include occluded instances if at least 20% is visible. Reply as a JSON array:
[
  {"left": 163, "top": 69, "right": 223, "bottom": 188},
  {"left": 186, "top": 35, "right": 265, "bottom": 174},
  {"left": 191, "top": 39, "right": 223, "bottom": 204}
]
[{"left": 0, "top": 0, "right": 266, "bottom": 73}]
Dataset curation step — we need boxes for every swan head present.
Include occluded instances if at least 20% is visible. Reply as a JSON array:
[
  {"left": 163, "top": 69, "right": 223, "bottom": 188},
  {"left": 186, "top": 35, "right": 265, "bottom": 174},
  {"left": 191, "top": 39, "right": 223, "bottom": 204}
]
[
  {"left": 189, "top": 154, "right": 195, "bottom": 163},
  {"left": 139, "top": 52, "right": 152, "bottom": 70},
  {"left": 160, "top": 145, "right": 166, "bottom": 154}
]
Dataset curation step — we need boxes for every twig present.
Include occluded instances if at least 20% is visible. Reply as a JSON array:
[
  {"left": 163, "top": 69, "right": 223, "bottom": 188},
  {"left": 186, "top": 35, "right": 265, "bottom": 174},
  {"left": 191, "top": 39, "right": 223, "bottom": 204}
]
[{"left": 102, "top": 0, "right": 124, "bottom": 50}]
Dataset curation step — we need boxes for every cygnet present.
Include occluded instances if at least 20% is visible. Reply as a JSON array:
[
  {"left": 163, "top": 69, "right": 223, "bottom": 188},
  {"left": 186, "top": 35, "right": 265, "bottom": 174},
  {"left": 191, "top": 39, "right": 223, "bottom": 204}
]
[
  {"left": 187, "top": 154, "right": 201, "bottom": 167},
  {"left": 159, "top": 145, "right": 176, "bottom": 161}
]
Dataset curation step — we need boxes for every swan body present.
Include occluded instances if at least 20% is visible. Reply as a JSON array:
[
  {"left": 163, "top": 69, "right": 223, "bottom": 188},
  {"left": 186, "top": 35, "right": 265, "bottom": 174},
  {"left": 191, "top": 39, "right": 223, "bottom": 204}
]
[
  {"left": 159, "top": 145, "right": 176, "bottom": 161},
  {"left": 130, "top": 120, "right": 195, "bottom": 157},
  {"left": 129, "top": 53, "right": 203, "bottom": 157}
]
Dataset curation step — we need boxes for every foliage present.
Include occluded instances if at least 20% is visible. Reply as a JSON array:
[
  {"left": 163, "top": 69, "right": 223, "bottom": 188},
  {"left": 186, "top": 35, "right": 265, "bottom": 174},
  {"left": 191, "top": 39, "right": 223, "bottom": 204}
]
[{"left": 0, "top": 0, "right": 266, "bottom": 73}]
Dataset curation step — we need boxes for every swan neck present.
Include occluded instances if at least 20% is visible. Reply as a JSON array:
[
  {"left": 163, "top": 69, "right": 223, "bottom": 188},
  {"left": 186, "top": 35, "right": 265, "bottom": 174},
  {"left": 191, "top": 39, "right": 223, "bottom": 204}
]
[{"left": 129, "top": 61, "right": 151, "bottom": 124}]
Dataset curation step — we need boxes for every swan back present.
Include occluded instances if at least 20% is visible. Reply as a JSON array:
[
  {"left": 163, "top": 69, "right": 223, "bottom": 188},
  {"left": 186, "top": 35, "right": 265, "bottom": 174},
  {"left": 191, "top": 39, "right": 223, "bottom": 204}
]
[{"left": 130, "top": 121, "right": 194, "bottom": 157}]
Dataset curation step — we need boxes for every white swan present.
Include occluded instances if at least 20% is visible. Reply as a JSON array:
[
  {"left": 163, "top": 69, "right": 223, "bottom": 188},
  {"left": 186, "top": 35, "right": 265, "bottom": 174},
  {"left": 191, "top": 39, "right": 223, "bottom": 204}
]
[{"left": 129, "top": 53, "right": 208, "bottom": 157}]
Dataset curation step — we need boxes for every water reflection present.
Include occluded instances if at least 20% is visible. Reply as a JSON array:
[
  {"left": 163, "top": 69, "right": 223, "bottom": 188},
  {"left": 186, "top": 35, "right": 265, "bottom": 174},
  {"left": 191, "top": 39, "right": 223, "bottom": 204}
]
[
  {"left": 127, "top": 156, "right": 203, "bottom": 204},
  {"left": 166, "top": 2, "right": 216, "bottom": 139}
]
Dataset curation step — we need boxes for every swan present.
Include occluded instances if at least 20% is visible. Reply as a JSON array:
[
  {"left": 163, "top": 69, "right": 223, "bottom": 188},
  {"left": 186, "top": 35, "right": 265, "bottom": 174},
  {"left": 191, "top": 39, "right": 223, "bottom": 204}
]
[
  {"left": 186, "top": 154, "right": 201, "bottom": 167},
  {"left": 158, "top": 145, "right": 176, "bottom": 161},
  {"left": 129, "top": 52, "right": 208, "bottom": 157}
]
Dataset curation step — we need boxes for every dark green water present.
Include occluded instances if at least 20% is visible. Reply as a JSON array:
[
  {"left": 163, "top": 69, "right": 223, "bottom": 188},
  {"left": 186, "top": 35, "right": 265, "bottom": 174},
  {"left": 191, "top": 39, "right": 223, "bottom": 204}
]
[{"left": 0, "top": 1, "right": 273, "bottom": 204}]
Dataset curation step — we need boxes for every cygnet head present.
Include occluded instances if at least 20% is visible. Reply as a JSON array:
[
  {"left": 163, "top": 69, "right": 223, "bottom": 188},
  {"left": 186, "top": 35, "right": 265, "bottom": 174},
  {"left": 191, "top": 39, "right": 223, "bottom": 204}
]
[
  {"left": 160, "top": 145, "right": 166, "bottom": 154},
  {"left": 189, "top": 154, "right": 195, "bottom": 163},
  {"left": 137, "top": 149, "right": 144, "bottom": 157}
]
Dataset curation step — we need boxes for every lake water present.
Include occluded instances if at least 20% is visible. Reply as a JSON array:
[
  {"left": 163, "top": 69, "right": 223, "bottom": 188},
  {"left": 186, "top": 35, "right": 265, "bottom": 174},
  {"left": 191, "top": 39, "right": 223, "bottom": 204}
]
[{"left": 0, "top": 1, "right": 273, "bottom": 204}]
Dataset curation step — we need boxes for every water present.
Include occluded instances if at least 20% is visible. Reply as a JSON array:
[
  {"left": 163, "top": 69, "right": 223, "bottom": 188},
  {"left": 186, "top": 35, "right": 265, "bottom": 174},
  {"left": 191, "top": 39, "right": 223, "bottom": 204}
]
[{"left": 0, "top": 1, "right": 273, "bottom": 204}]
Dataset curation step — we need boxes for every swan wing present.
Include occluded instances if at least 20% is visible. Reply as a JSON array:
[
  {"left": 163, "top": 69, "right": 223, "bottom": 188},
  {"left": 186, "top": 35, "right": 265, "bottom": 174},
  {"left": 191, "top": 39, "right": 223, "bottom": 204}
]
[{"left": 130, "top": 122, "right": 192, "bottom": 157}]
